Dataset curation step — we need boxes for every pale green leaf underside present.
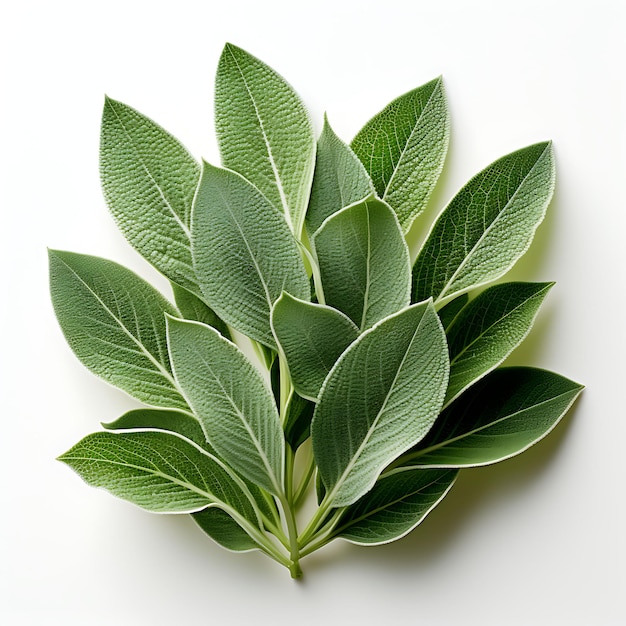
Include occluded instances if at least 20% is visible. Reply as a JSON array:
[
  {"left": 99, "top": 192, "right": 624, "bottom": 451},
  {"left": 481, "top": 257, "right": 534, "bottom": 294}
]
[
  {"left": 48, "top": 250, "right": 186, "bottom": 410},
  {"left": 312, "top": 301, "right": 449, "bottom": 507},
  {"left": 306, "top": 116, "right": 374, "bottom": 235},
  {"left": 351, "top": 77, "right": 449, "bottom": 232},
  {"left": 215, "top": 43, "right": 316, "bottom": 236},
  {"left": 413, "top": 142, "right": 555, "bottom": 303},
  {"left": 335, "top": 468, "right": 458, "bottom": 545},
  {"left": 312, "top": 195, "right": 411, "bottom": 331},
  {"left": 271, "top": 293, "right": 359, "bottom": 401},
  {"left": 100, "top": 97, "right": 200, "bottom": 293},
  {"left": 192, "top": 162, "right": 310, "bottom": 349},
  {"left": 167, "top": 317, "right": 285, "bottom": 496},
  {"left": 58, "top": 430, "right": 259, "bottom": 520},
  {"left": 403, "top": 367, "right": 583, "bottom": 468},
  {"left": 444, "top": 281, "right": 554, "bottom": 406}
]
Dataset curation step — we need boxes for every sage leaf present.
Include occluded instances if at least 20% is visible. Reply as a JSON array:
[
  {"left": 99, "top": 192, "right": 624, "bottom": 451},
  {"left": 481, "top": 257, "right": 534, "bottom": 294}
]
[
  {"left": 167, "top": 317, "right": 285, "bottom": 496},
  {"left": 58, "top": 430, "right": 260, "bottom": 521},
  {"left": 306, "top": 115, "right": 374, "bottom": 235},
  {"left": 171, "top": 283, "right": 231, "bottom": 340},
  {"left": 335, "top": 468, "right": 457, "bottom": 545},
  {"left": 271, "top": 293, "right": 359, "bottom": 401},
  {"left": 48, "top": 250, "right": 186, "bottom": 410},
  {"left": 413, "top": 142, "right": 555, "bottom": 303},
  {"left": 192, "top": 162, "right": 310, "bottom": 349},
  {"left": 103, "top": 408, "right": 207, "bottom": 450},
  {"left": 192, "top": 508, "right": 260, "bottom": 552},
  {"left": 100, "top": 97, "right": 200, "bottom": 293},
  {"left": 403, "top": 367, "right": 583, "bottom": 468},
  {"left": 351, "top": 77, "right": 449, "bottom": 232},
  {"left": 445, "top": 282, "right": 554, "bottom": 406},
  {"left": 312, "top": 194, "right": 411, "bottom": 331},
  {"left": 437, "top": 293, "right": 469, "bottom": 331},
  {"left": 312, "top": 301, "right": 449, "bottom": 508},
  {"left": 215, "top": 43, "right": 316, "bottom": 236}
]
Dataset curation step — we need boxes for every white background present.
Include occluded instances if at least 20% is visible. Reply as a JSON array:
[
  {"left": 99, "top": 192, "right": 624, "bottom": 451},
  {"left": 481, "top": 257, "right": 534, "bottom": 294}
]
[{"left": 1, "top": 1, "right": 624, "bottom": 624}]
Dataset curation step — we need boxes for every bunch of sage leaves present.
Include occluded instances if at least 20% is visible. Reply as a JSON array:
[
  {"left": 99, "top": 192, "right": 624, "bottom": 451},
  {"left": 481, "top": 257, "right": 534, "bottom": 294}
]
[{"left": 51, "top": 43, "right": 583, "bottom": 578}]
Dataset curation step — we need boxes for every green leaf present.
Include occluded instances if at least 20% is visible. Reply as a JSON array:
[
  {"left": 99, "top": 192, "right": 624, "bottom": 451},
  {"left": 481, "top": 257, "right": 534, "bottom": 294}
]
[
  {"left": 192, "top": 508, "right": 260, "bottom": 552},
  {"left": 351, "top": 77, "right": 449, "bottom": 232},
  {"left": 306, "top": 115, "right": 374, "bottom": 235},
  {"left": 48, "top": 250, "right": 186, "bottom": 410},
  {"left": 437, "top": 293, "right": 469, "bottom": 331},
  {"left": 215, "top": 43, "right": 316, "bottom": 236},
  {"left": 312, "top": 194, "right": 411, "bottom": 331},
  {"left": 102, "top": 408, "right": 207, "bottom": 449},
  {"left": 167, "top": 317, "right": 285, "bottom": 496},
  {"left": 402, "top": 367, "right": 583, "bottom": 468},
  {"left": 445, "top": 282, "right": 554, "bottom": 406},
  {"left": 192, "top": 162, "right": 310, "bottom": 349},
  {"left": 312, "top": 301, "right": 449, "bottom": 507},
  {"left": 171, "top": 283, "right": 231, "bottom": 340},
  {"left": 334, "top": 468, "right": 457, "bottom": 545},
  {"left": 58, "top": 430, "right": 260, "bottom": 521},
  {"left": 271, "top": 293, "right": 359, "bottom": 401},
  {"left": 412, "top": 142, "right": 555, "bottom": 303},
  {"left": 100, "top": 97, "right": 200, "bottom": 293}
]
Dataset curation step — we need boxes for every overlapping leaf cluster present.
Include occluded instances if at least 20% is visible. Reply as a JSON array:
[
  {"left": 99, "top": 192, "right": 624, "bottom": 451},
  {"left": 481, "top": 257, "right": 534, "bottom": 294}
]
[{"left": 51, "top": 43, "right": 583, "bottom": 578}]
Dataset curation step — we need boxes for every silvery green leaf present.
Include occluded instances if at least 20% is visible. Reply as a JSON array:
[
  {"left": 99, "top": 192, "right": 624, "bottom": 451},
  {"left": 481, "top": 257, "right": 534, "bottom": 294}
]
[
  {"left": 171, "top": 283, "right": 231, "bottom": 340},
  {"left": 334, "top": 468, "right": 457, "bottom": 545},
  {"left": 271, "top": 293, "right": 359, "bottom": 401},
  {"left": 312, "top": 194, "right": 411, "bottom": 331},
  {"left": 100, "top": 97, "right": 200, "bottom": 293},
  {"left": 413, "top": 142, "right": 555, "bottom": 303},
  {"left": 215, "top": 43, "right": 315, "bottom": 236},
  {"left": 312, "top": 301, "right": 449, "bottom": 507},
  {"left": 167, "top": 317, "right": 285, "bottom": 496},
  {"left": 48, "top": 250, "right": 186, "bottom": 410},
  {"left": 437, "top": 293, "right": 469, "bottom": 331},
  {"left": 192, "top": 508, "right": 260, "bottom": 552},
  {"left": 306, "top": 115, "right": 374, "bottom": 235},
  {"left": 444, "top": 282, "right": 554, "bottom": 406},
  {"left": 351, "top": 77, "right": 449, "bottom": 232},
  {"left": 402, "top": 367, "right": 583, "bottom": 468},
  {"left": 192, "top": 162, "right": 310, "bottom": 349},
  {"left": 58, "top": 431, "right": 260, "bottom": 521}
]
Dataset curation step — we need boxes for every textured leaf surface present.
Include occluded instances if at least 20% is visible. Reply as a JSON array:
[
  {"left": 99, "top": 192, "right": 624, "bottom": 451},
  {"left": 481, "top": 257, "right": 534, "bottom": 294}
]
[
  {"left": 215, "top": 43, "right": 315, "bottom": 235},
  {"left": 445, "top": 282, "right": 553, "bottom": 405},
  {"left": 312, "top": 302, "right": 449, "bottom": 507},
  {"left": 172, "top": 283, "right": 230, "bottom": 339},
  {"left": 58, "top": 431, "right": 259, "bottom": 519},
  {"left": 403, "top": 367, "right": 583, "bottom": 467},
  {"left": 192, "top": 163, "right": 310, "bottom": 349},
  {"left": 413, "top": 142, "right": 555, "bottom": 303},
  {"left": 312, "top": 195, "right": 411, "bottom": 331},
  {"left": 351, "top": 78, "right": 449, "bottom": 232},
  {"left": 271, "top": 293, "right": 359, "bottom": 401},
  {"left": 306, "top": 116, "right": 374, "bottom": 234},
  {"left": 335, "top": 468, "right": 457, "bottom": 545},
  {"left": 437, "top": 293, "right": 469, "bottom": 331},
  {"left": 49, "top": 250, "right": 186, "bottom": 409},
  {"left": 167, "top": 317, "right": 285, "bottom": 496},
  {"left": 100, "top": 97, "right": 200, "bottom": 293}
]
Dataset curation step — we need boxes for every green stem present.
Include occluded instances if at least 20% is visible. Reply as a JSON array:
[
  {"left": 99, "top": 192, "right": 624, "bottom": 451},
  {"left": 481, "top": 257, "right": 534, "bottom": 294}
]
[
  {"left": 292, "top": 449, "right": 315, "bottom": 509},
  {"left": 297, "top": 493, "right": 333, "bottom": 548}
]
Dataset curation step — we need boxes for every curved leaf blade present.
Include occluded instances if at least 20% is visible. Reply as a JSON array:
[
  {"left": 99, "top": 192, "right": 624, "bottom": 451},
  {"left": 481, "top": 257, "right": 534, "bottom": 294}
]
[
  {"left": 403, "top": 367, "right": 583, "bottom": 468},
  {"left": 271, "top": 293, "right": 359, "bottom": 401},
  {"left": 306, "top": 115, "right": 374, "bottom": 235},
  {"left": 215, "top": 43, "right": 316, "bottom": 236},
  {"left": 312, "top": 301, "right": 449, "bottom": 507},
  {"left": 192, "top": 162, "right": 310, "bottom": 349},
  {"left": 335, "top": 468, "right": 458, "bottom": 545},
  {"left": 312, "top": 195, "right": 411, "bottom": 331},
  {"left": 192, "top": 508, "right": 260, "bottom": 552},
  {"left": 351, "top": 77, "right": 449, "bottom": 232},
  {"left": 100, "top": 97, "right": 200, "bottom": 293},
  {"left": 413, "top": 142, "right": 555, "bottom": 304},
  {"left": 167, "top": 317, "right": 285, "bottom": 496},
  {"left": 58, "top": 430, "right": 259, "bottom": 519},
  {"left": 48, "top": 250, "right": 186, "bottom": 410},
  {"left": 171, "top": 283, "right": 231, "bottom": 340},
  {"left": 445, "top": 282, "right": 554, "bottom": 405},
  {"left": 437, "top": 293, "right": 469, "bottom": 331}
]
